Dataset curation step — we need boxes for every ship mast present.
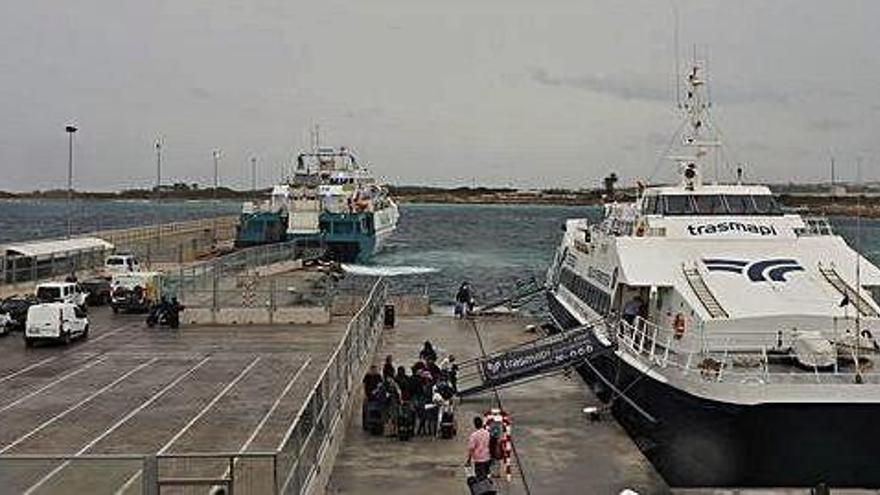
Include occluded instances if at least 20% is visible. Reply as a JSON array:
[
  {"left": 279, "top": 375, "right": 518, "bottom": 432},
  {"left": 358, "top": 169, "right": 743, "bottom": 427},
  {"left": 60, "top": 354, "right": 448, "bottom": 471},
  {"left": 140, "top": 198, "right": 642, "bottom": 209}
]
[{"left": 671, "top": 59, "right": 720, "bottom": 190}]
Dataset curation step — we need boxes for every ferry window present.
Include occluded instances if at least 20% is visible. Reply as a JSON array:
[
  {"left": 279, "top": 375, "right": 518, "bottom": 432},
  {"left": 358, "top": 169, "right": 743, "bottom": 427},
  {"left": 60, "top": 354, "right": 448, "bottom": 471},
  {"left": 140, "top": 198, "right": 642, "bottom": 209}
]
[
  {"left": 865, "top": 286, "right": 880, "bottom": 304},
  {"left": 752, "top": 195, "right": 782, "bottom": 215},
  {"left": 693, "top": 195, "right": 727, "bottom": 215},
  {"left": 643, "top": 196, "right": 657, "bottom": 215},
  {"left": 724, "top": 195, "right": 756, "bottom": 215},
  {"left": 663, "top": 195, "right": 695, "bottom": 215},
  {"left": 335, "top": 221, "right": 354, "bottom": 234}
]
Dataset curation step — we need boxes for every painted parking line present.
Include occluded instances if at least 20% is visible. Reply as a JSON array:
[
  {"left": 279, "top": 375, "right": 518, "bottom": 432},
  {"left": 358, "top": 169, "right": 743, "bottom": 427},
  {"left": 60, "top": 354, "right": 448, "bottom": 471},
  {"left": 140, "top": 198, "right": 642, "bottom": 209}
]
[
  {"left": 239, "top": 358, "right": 311, "bottom": 453},
  {"left": 22, "top": 356, "right": 212, "bottom": 495},
  {"left": 0, "top": 357, "right": 58, "bottom": 385},
  {"left": 0, "top": 358, "right": 158, "bottom": 455},
  {"left": 0, "top": 356, "right": 108, "bottom": 415},
  {"left": 111, "top": 356, "right": 263, "bottom": 495},
  {"left": 156, "top": 356, "right": 262, "bottom": 455}
]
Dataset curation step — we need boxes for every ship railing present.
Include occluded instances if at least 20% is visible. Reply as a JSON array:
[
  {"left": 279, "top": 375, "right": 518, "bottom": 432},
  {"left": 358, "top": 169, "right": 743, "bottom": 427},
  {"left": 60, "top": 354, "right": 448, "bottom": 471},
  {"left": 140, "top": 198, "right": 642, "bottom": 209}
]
[{"left": 616, "top": 317, "right": 880, "bottom": 384}]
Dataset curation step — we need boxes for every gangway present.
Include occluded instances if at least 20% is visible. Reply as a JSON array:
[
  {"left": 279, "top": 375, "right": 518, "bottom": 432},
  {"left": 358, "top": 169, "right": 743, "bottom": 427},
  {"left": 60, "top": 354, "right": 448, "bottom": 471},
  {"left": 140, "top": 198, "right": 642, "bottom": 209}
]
[
  {"left": 473, "top": 277, "right": 545, "bottom": 315},
  {"left": 456, "top": 322, "right": 613, "bottom": 397}
]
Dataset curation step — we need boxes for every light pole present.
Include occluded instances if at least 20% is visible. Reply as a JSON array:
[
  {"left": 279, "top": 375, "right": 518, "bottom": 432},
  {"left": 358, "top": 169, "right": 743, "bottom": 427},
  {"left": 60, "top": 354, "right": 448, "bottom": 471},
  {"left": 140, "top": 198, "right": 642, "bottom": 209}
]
[
  {"left": 251, "top": 157, "right": 257, "bottom": 196},
  {"left": 212, "top": 150, "right": 220, "bottom": 243},
  {"left": 65, "top": 125, "right": 78, "bottom": 239},
  {"left": 155, "top": 139, "right": 162, "bottom": 243}
]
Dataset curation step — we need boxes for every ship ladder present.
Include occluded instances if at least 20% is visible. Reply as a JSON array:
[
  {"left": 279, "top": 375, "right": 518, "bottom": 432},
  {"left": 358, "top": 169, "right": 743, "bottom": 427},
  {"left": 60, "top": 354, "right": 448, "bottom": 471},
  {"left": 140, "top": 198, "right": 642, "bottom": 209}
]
[
  {"left": 683, "top": 264, "right": 729, "bottom": 319},
  {"left": 819, "top": 264, "right": 880, "bottom": 318}
]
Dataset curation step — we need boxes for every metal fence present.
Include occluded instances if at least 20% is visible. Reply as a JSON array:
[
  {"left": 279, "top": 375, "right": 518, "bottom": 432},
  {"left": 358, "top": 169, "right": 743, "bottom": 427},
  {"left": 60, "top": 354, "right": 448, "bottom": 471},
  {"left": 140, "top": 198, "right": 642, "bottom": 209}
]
[
  {"left": 0, "top": 216, "right": 237, "bottom": 286},
  {"left": 2, "top": 245, "right": 114, "bottom": 284},
  {"left": 275, "top": 276, "right": 387, "bottom": 494},
  {"left": 163, "top": 240, "right": 329, "bottom": 308},
  {"left": 0, "top": 277, "right": 389, "bottom": 495}
]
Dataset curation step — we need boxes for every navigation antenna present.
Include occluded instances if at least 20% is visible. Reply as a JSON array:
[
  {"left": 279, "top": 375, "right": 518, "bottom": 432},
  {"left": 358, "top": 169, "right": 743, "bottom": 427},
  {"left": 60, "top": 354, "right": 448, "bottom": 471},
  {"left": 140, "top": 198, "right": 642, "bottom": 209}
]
[{"left": 672, "top": 0, "right": 681, "bottom": 108}]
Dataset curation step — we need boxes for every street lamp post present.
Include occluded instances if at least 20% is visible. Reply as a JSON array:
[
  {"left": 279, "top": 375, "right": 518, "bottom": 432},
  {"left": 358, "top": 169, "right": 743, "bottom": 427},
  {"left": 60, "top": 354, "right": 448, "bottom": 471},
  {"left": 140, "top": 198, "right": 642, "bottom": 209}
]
[
  {"left": 212, "top": 150, "right": 220, "bottom": 243},
  {"left": 65, "top": 125, "right": 78, "bottom": 239},
  {"left": 155, "top": 139, "right": 162, "bottom": 243},
  {"left": 251, "top": 157, "right": 257, "bottom": 196}
]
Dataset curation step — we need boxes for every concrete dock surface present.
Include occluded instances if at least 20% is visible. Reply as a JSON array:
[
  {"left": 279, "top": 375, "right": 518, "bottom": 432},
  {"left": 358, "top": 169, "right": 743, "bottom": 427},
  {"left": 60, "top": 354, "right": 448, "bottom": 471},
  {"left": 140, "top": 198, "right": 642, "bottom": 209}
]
[
  {"left": 327, "top": 311, "right": 668, "bottom": 495},
  {"left": 0, "top": 305, "right": 348, "bottom": 494},
  {"left": 327, "top": 311, "right": 880, "bottom": 495}
]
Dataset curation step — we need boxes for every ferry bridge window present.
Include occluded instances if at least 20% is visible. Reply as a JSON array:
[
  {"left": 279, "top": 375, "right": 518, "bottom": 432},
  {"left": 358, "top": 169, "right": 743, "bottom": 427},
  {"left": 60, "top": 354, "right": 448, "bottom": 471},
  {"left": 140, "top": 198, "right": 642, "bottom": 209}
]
[
  {"left": 643, "top": 196, "right": 658, "bottom": 215},
  {"left": 662, "top": 195, "right": 696, "bottom": 215},
  {"left": 724, "top": 195, "right": 756, "bottom": 215},
  {"left": 752, "top": 195, "right": 782, "bottom": 215},
  {"left": 693, "top": 195, "right": 728, "bottom": 215}
]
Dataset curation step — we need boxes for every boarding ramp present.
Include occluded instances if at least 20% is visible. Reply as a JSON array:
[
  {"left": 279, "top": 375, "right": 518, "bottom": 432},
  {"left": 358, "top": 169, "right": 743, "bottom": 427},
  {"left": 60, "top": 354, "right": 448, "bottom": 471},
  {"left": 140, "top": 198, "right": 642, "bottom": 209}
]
[
  {"left": 456, "top": 322, "right": 613, "bottom": 397},
  {"left": 473, "top": 276, "right": 545, "bottom": 315}
]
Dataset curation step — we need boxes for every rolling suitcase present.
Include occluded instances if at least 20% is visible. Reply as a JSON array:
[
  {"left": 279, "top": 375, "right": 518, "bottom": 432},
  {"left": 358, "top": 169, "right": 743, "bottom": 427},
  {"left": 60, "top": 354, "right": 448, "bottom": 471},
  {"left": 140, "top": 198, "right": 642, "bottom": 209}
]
[
  {"left": 466, "top": 474, "right": 496, "bottom": 495},
  {"left": 439, "top": 409, "right": 456, "bottom": 439}
]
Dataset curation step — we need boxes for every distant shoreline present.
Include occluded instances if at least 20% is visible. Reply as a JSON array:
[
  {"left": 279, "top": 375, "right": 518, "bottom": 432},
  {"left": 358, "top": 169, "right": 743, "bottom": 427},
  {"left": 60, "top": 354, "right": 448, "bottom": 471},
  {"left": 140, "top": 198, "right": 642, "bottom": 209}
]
[{"left": 1, "top": 187, "right": 878, "bottom": 218}]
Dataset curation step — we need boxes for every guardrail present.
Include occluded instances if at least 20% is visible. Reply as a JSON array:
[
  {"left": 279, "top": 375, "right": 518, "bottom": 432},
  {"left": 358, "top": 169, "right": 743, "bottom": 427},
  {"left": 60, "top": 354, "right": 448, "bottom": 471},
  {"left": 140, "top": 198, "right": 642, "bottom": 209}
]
[
  {"left": 0, "top": 215, "right": 237, "bottom": 287},
  {"left": 275, "top": 276, "right": 387, "bottom": 494}
]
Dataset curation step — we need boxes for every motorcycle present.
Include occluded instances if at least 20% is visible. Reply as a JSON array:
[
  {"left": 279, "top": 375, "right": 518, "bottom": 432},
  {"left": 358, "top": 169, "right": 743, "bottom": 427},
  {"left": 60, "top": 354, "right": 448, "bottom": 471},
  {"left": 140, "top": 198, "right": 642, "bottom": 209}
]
[{"left": 146, "top": 301, "right": 183, "bottom": 329}]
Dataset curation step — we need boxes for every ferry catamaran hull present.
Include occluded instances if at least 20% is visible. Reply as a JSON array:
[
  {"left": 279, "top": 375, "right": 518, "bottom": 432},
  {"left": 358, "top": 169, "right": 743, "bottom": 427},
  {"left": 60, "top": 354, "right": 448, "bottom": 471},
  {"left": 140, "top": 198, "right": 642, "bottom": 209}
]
[
  {"left": 545, "top": 60, "right": 880, "bottom": 488},
  {"left": 549, "top": 293, "right": 880, "bottom": 487}
]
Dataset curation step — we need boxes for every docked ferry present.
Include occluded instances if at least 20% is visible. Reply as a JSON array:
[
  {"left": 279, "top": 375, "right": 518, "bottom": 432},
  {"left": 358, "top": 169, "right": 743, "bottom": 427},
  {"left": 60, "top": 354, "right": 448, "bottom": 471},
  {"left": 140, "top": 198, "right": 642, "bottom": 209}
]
[
  {"left": 546, "top": 63, "right": 880, "bottom": 487},
  {"left": 235, "top": 147, "right": 399, "bottom": 262}
]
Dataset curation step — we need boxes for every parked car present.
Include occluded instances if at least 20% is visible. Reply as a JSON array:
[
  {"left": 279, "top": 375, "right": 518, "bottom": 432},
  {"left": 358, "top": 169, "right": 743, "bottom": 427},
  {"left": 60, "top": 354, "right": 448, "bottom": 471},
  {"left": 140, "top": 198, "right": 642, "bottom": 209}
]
[
  {"left": 104, "top": 253, "right": 141, "bottom": 275},
  {"left": 35, "top": 282, "right": 88, "bottom": 309},
  {"left": 0, "top": 295, "right": 39, "bottom": 330},
  {"left": 0, "top": 313, "right": 11, "bottom": 336},
  {"left": 81, "top": 277, "right": 112, "bottom": 306},
  {"left": 25, "top": 302, "right": 89, "bottom": 346},
  {"left": 110, "top": 272, "right": 162, "bottom": 313}
]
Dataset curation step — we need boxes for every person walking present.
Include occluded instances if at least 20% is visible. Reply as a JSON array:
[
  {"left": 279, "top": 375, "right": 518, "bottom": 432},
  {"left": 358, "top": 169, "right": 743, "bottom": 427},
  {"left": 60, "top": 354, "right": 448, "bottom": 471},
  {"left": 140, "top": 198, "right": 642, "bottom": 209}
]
[
  {"left": 466, "top": 416, "right": 492, "bottom": 480},
  {"left": 382, "top": 355, "right": 395, "bottom": 380},
  {"left": 455, "top": 282, "right": 474, "bottom": 318}
]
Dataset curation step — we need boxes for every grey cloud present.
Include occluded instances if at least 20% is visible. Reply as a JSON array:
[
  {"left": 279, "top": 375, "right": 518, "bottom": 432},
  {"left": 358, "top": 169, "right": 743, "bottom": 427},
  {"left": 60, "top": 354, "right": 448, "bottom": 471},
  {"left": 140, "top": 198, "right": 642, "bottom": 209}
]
[
  {"left": 807, "top": 118, "right": 853, "bottom": 132},
  {"left": 529, "top": 67, "right": 670, "bottom": 102}
]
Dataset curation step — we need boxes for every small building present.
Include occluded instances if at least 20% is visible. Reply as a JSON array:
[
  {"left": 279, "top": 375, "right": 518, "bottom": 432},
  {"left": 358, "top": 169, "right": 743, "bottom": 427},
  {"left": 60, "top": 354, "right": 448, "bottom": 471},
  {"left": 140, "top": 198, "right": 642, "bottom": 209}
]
[{"left": 2, "top": 237, "right": 114, "bottom": 283}]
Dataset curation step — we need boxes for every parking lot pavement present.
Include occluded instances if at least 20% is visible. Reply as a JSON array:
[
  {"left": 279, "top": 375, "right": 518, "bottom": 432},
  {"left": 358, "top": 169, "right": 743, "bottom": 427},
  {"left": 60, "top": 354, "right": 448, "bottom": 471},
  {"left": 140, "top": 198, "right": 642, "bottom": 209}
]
[{"left": 0, "top": 305, "right": 349, "bottom": 494}]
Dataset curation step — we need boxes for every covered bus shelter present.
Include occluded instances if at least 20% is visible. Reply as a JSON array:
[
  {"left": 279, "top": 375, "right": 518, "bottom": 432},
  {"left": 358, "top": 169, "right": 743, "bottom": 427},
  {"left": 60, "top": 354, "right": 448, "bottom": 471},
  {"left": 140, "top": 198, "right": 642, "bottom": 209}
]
[{"left": 2, "top": 237, "right": 114, "bottom": 284}]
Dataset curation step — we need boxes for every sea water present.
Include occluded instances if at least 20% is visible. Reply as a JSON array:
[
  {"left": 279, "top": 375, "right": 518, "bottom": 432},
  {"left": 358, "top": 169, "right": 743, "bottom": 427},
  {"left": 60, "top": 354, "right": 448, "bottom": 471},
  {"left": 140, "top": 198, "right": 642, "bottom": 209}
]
[{"left": 1, "top": 200, "right": 878, "bottom": 305}]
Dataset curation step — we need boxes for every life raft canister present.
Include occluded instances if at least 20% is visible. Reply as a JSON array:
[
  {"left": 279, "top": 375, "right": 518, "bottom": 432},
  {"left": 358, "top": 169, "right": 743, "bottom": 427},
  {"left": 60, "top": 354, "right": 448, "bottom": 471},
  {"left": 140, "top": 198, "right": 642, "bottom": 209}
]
[{"left": 673, "top": 313, "right": 686, "bottom": 340}]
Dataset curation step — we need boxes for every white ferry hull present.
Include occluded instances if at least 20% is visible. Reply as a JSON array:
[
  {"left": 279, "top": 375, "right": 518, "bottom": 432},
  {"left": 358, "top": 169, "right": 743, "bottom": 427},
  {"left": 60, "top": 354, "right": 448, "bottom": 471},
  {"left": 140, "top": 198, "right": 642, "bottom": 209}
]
[{"left": 547, "top": 290, "right": 880, "bottom": 488}]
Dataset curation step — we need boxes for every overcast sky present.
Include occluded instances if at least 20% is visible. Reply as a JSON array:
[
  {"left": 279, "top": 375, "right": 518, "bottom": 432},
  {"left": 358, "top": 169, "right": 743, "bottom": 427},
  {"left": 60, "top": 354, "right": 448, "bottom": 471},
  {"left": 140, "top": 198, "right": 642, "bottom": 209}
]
[{"left": 1, "top": 0, "right": 878, "bottom": 192}]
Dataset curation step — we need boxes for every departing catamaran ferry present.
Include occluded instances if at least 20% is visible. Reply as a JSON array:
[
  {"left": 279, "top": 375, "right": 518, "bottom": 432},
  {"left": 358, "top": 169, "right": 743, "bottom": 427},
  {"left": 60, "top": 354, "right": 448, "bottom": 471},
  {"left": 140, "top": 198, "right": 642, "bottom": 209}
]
[
  {"left": 546, "top": 62, "right": 880, "bottom": 487},
  {"left": 236, "top": 146, "right": 399, "bottom": 262}
]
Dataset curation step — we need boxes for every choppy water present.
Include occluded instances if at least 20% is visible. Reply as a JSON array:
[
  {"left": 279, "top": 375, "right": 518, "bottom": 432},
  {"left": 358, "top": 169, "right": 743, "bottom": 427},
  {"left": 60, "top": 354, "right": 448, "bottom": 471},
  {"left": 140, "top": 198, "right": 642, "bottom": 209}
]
[
  {"left": 0, "top": 199, "right": 241, "bottom": 243},
  {"left": 1, "top": 200, "right": 879, "bottom": 306},
  {"left": 366, "top": 204, "right": 880, "bottom": 304}
]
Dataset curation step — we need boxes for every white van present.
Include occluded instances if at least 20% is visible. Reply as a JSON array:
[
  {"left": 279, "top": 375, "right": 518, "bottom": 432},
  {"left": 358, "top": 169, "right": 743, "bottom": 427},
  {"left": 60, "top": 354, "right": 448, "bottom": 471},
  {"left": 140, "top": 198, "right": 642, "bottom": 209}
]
[
  {"left": 25, "top": 303, "right": 89, "bottom": 346},
  {"left": 105, "top": 254, "right": 140, "bottom": 275},
  {"left": 35, "top": 282, "right": 88, "bottom": 308}
]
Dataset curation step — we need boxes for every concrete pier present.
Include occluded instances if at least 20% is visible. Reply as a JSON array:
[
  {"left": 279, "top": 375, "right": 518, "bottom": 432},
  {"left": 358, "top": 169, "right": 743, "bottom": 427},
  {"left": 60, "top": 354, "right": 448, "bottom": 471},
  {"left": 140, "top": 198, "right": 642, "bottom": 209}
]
[{"left": 327, "top": 312, "right": 668, "bottom": 495}]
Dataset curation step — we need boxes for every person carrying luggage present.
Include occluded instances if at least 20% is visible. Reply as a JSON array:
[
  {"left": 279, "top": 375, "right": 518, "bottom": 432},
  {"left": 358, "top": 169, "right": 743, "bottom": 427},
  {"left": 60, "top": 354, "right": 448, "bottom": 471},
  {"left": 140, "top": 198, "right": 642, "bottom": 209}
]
[{"left": 466, "top": 416, "right": 492, "bottom": 480}]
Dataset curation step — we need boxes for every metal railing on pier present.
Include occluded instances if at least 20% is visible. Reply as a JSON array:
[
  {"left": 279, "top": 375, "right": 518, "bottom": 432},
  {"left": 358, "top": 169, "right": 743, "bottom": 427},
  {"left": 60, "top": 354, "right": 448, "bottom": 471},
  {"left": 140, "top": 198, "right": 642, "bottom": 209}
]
[{"left": 163, "top": 240, "right": 329, "bottom": 309}]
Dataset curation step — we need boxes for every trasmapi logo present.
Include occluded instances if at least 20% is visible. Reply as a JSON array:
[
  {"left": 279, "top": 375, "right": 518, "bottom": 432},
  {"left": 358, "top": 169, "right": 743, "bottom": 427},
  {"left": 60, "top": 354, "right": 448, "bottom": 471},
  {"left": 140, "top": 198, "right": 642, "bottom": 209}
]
[
  {"left": 702, "top": 258, "right": 804, "bottom": 282},
  {"left": 688, "top": 222, "right": 778, "bottom": 236}
]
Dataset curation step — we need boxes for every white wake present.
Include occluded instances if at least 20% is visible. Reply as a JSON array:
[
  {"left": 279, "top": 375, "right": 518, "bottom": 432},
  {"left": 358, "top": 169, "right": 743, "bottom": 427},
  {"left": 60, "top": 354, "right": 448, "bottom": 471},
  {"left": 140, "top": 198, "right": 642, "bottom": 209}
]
[{"left": 341, "top": 264, "right": 439, "bottom": 277}]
